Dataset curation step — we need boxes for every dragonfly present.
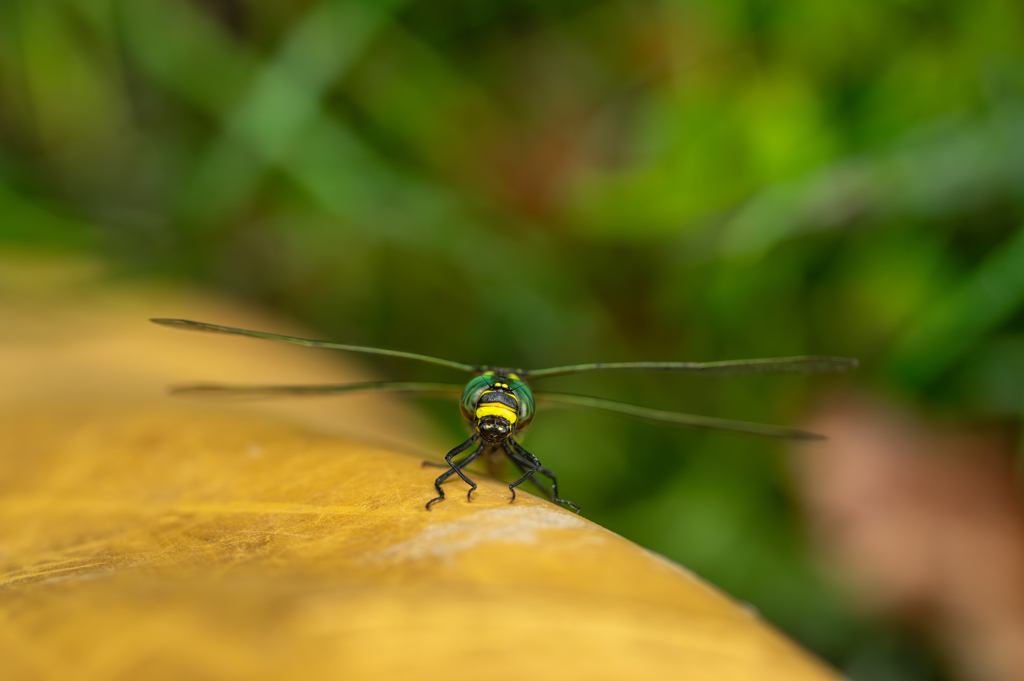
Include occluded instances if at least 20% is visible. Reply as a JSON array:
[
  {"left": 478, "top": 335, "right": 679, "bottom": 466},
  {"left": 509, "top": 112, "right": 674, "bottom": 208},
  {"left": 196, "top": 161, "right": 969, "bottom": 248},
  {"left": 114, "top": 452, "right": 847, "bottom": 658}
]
[{"left": 152, "top": 318, "right": 856, "bottom": 513}]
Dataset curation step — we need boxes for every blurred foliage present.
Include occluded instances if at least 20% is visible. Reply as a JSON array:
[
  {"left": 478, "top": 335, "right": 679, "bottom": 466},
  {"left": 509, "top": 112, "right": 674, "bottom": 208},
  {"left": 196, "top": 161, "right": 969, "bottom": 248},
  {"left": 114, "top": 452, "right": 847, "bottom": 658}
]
[{"left": 3, "top": 0, "right": 1024, "bottom": 678}]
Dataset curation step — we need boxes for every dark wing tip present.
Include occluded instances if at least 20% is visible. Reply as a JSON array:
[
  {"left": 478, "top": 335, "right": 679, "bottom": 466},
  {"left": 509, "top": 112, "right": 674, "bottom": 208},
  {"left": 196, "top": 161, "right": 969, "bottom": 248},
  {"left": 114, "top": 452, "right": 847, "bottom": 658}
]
[
  {"left": 151, "top": 319, "right": 225, "bottom": 334},
  {"left": 167, "top": 383, "right": 223, "bottom": 395},
  {"left": 790, "top": 429, "right": 828, "bottom": 442},
  {"left": 797, "top": 356, "right": 858, "bottom": 373},
  {"left": 151, "top": 318, "right": 198, "bottom": 329}
]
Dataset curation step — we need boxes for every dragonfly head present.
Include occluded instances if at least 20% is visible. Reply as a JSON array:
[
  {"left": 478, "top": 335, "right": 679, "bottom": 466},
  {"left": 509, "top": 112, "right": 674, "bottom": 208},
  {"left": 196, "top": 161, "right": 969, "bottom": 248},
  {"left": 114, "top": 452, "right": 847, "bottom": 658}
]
[
  {"left": 476, "top": 414, "right": 513, "bottom": 443},
  {"left": 473, "top": 387, "right": 518, "bottom": 443},
  {"left": 461, "top": 373, "right": 535, "bottom": 443}
]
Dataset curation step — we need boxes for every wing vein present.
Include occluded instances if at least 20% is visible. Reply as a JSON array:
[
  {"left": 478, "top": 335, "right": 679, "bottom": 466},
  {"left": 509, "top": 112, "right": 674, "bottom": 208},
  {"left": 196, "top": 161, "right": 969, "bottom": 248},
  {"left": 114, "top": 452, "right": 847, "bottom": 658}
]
[
  {"left": 169, "top": 381, "right": 465, "bottom": 398},
  {"left": 523, "top": 356, "right": 857, "bottom": 379},
  {"left": 534, "top": 392, "right": 824, "bottom": 440},
  {"left": 151, "top": 319, "right": 479, "bottom": 373}
]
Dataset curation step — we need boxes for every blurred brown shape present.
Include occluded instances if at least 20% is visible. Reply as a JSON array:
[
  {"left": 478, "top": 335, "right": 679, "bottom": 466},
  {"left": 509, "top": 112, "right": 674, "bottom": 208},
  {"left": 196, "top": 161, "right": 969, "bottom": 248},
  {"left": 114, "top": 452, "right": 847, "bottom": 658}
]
[
  {"left": 794, "top": 394, "right": 1024, "bottom": 681},
  {"left": 0, "top": 255, "right": 841, "bottom": 681}
]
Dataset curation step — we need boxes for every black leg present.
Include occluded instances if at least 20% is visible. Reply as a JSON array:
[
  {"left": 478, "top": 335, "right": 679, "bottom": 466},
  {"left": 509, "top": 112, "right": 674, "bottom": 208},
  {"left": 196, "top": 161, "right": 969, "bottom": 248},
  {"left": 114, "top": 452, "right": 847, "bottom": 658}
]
[
  {"left": 422, "top": 423, "right": 479, "bottom": 468},
  {"left": 506, "top": 439, "right": 581, "bottom": 514},
  {"left": 506, "top": 459, "right": 540, "bottom": 504},
  {"left": 508, "top": 461, "right": 561, "bottom": 500},
  {"left": 426, "top": 434, "right": 481, "bottom": 511},
  {"left": 501, "top": 440, "right": 540, "bottom": 504},
  {"left": 430, "top": 444, "right": 481, "bottom": 480},
  {"left": 505, "top": 453, "right": 554, "bottom": 497},
  {"left": 429, "top": 444, "right": 483, "bottom": 494}
]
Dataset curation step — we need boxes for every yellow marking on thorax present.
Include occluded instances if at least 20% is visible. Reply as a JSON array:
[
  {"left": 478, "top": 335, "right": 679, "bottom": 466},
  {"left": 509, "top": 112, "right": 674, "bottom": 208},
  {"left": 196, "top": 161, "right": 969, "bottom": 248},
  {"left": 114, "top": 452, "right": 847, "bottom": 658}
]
[
  {"left": 475, "top": 388, "right": 519, "bottom": 425},
  {"left": 476, "top": 403, "right": 518, "bottom": 424}
]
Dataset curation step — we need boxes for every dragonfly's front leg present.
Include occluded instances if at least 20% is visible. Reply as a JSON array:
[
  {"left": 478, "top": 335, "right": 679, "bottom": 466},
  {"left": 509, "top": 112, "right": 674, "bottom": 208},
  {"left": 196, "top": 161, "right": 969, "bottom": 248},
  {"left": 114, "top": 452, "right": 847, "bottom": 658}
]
[
  {"left": 426, "top": 435, "right": 482, "bottom": 510},
  {"left": 504, "top": 439, "right": 581, "bottom": 513}
]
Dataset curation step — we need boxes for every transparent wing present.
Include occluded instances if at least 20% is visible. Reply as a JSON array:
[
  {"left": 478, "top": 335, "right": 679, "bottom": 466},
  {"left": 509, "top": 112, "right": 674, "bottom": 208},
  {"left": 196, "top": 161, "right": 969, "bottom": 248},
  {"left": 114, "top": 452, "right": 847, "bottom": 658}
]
[
  {"left": 169, "top": 381, "right": 465, "bottom": 398},
  {"left": 534, "top": 392, "right": 824, "bottom": 440},
  {"left": 522, "top": 356, "right": 857, "bottom": 379},
  {"left": 151, "top": 319, "right": 479, "bottom": 373}
]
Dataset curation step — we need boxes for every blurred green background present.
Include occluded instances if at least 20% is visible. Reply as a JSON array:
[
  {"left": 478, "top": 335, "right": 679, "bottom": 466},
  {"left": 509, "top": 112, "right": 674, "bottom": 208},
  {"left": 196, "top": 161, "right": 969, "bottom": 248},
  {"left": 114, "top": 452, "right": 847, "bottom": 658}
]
[{"left": 3, "top": 0, "right": 1024, "bottom": 678}]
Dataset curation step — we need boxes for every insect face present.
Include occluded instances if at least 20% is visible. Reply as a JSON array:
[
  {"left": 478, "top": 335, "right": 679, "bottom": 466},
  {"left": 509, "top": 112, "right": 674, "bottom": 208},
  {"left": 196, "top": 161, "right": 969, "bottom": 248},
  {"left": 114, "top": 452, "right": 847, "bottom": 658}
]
[
  {"left": 460, "top": 373, "right": 536, "bottom": 440},
  {"left": 476, "top": 414, "right": 512, "bottom": 443},
  {"left": 473, "top": 383, "right": 519, "bottom": 443}
]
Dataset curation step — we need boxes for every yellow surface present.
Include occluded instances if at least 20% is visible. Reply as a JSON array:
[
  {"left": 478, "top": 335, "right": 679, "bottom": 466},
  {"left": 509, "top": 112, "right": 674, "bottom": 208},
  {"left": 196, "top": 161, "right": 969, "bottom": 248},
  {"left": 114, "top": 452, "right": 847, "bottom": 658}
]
[{"left": 0, "top": 256, "right": 842, "bottom": 680}]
